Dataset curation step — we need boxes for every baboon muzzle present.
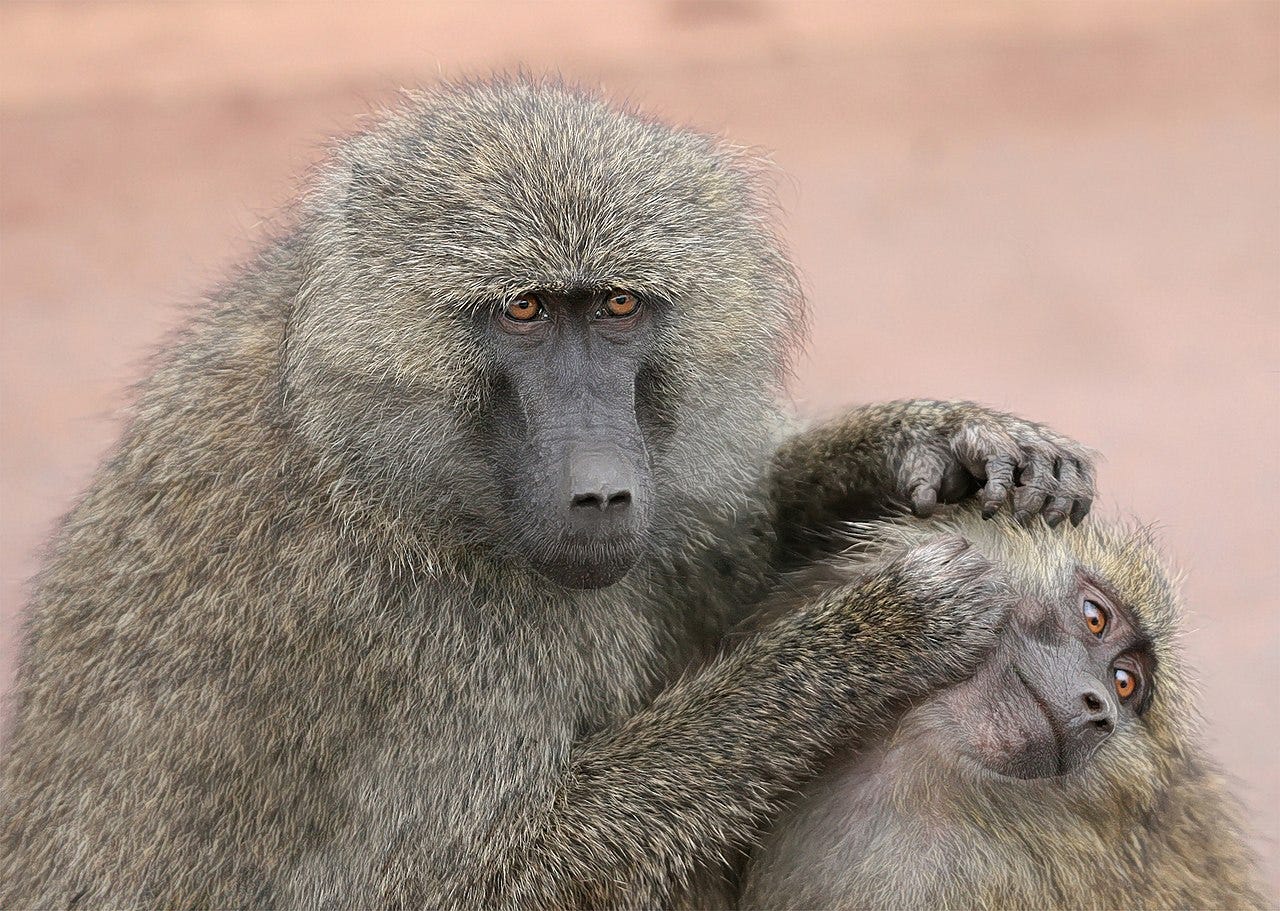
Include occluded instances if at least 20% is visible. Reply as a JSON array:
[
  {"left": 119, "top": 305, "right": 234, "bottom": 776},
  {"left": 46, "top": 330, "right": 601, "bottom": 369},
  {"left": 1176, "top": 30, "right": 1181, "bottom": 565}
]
[
  {"left": 516, "top": 387, "right": 653, "bottom": 589},
  {"left": 539, "top": 395, "right": 651, "bottom": 539}
]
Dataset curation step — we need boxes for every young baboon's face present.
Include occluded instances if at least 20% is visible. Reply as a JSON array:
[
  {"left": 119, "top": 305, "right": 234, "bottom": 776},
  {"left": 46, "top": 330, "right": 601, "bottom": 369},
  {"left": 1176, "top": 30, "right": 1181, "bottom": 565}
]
[
  {"left": 933, "top": 577, "right": 1156, "bottom": 779},
  {"left": 865, "top": 515, "right": 1192, "bottom": 796}
]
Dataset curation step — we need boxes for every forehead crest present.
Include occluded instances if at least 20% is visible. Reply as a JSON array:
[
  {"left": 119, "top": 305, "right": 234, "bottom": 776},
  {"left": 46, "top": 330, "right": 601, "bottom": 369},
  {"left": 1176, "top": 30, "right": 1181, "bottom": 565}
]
[{"left": 331, "top": 79, "right": 768, "bottom": 309}]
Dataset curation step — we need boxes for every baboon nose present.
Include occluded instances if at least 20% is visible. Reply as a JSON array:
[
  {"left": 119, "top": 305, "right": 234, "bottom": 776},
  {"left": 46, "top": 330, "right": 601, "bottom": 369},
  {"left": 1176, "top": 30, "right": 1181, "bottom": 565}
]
[
  {"left": 1080, "top": 688, "right": 1115, "bottom": 733},
  {"left": 564, "top": 447, "right": 638, "bottom": 519},
  {"left": 571, "top": 489, "right": 633, "bottom": 512}
]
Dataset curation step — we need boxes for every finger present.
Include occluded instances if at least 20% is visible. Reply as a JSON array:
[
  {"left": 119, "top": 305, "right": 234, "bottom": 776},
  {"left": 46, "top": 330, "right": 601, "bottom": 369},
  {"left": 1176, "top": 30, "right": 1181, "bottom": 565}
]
[
  {"left": 979, "top": 454, "right": 1016, "bottom": 519},
  {"left": 1068, "top": 458, "right": 1095, "bottom": 525},
  {"left": 1013, "top": 451, "right": 1055, "bottom": 526},
  {"left": 1052, "top": 457, "right": 1093, "bottom": 526},
  {"left": 911, "top": 484, "right": 938, "bottom": 518},
  {"left": 901, "top": 447, "right": 947, "bottom": 518},
  {"left": 1042, "top": 458, "right": 1073, "bottom": 528},
  {"left": 950, "top": 423, "right": 1018, "bottom": 519}
]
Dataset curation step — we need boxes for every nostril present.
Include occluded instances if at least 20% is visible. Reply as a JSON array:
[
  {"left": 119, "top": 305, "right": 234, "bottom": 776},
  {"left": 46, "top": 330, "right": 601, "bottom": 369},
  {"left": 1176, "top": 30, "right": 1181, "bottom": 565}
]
[
  {"left": 1083, "top": 692, "right": 1103, "bottom": 713},
  {"left": 1094, "top": 716, "right": 1114, "bottom": 732},
  {"left": 571, "top": 493, "right": 605, "bottom": 511},
  {"left": 606, "top": 491, "right": 632, "bottom": 509}
]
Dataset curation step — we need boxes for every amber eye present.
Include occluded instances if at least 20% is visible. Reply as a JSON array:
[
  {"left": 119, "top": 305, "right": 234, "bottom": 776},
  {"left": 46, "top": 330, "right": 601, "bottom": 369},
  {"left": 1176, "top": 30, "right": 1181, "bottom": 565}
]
[
  {"left": 504, "top": 294, "right": 544, "bottom": 322},
  {"left": 1082, "top": 599, "right": 1107, "bottom": 637},
  {"left": 602, "top": 291, "right": 640, "bottom": 318},
  {"left": 1113, "top": 666, "right": 1137, "bottom": 701}
]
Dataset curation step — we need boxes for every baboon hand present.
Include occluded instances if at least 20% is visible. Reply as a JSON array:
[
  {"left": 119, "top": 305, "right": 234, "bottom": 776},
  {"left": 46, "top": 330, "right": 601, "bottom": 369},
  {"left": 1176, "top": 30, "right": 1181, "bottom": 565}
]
[
  {"left": 841, "top": 535, "right": 1014, "bottom": 693},
  {"left": 894, "top": 402, "right": 1095, "bottom": 527}
]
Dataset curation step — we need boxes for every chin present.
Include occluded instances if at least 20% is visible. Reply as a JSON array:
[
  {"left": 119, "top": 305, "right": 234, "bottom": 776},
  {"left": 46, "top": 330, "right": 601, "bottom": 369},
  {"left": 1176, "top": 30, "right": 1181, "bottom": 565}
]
[
  {"left": 532, "top": 545, "right": 642, "bottom": 590},
  {"left": 987, "top": 755, "right": 1062, "bottom": 780},
  {"left": 974, "top": 746, "right": 1094, "bottom": 781}
]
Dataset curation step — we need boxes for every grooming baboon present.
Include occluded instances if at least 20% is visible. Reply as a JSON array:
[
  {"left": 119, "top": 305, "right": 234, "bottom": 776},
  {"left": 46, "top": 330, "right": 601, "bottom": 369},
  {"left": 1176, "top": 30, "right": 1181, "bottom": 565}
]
[
  {"left": 742, "top": 510, "right": 1268, "bottom": 911},
  {"left": 1, "top": 79, "right": 1096, "bottom": 909}
]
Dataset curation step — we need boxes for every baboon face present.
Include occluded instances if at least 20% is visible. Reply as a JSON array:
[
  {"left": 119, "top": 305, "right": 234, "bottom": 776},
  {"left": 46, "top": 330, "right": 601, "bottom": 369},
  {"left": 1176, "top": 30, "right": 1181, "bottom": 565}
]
[
  {"left": 932, "top": 578, "right": 1155, "bottom": 779},
  {"left": 483, "top": 287, "right": 655, "bottom": 589},
  {"left": 283, "top": 81, "right": 803, "bottom": 589},
  {"left": 867, "top": 518, "right": 1194, "bottom": 806}
]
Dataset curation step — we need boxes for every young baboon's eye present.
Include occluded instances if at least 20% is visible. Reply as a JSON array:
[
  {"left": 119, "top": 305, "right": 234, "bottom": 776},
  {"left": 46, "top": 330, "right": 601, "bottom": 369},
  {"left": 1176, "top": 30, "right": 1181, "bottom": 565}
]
[
  {"left": 1082, "top": 599, "right": 1107, "bottom": 637},
  {"left": 601, "top": 291, "right": 640, "bottom": 318},
  {"left": 504, "top": 294, "right": 545, "bottom": 322},
  {"left": 1113, "top": 666, "right": 1137, "bottom": 701}
]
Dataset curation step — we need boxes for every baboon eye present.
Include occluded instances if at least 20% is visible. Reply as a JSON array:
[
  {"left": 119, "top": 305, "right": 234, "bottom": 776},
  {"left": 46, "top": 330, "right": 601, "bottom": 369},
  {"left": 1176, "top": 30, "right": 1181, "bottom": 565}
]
[
  {"left": 600, "top": 291, "right": 640, "bottom": 319},
  {"left": 504, "top": 294, "right": 545, "bottom": 322},
  {"left": 1082, "top": 599, "right": 1107, "bottom": 637},
  {"left": 1113, "top": 666, "right": 1137, "bottom": 701}
]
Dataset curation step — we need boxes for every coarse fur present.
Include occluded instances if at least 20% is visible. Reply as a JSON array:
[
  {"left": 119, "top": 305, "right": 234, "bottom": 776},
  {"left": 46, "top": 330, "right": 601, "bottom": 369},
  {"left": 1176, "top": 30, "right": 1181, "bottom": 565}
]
[
  {"left": 742, "top": 509, "right": 1269, "bottom": 911},
  {"left": 2, "top": 77, "right": 1093, "bottom": 909}
]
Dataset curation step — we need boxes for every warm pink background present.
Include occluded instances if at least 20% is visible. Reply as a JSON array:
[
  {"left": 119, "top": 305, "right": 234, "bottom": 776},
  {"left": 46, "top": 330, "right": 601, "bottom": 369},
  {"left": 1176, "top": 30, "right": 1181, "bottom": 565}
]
[{"left": 2, "top": 1, "right": 1276, "bottom": 894}]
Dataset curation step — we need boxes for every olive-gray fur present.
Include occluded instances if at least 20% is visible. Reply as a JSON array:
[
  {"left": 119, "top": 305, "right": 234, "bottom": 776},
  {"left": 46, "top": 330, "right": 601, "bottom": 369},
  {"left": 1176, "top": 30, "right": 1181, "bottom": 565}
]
[{"left": 1, "top": 78, "right": 1090, "bottom": 909}]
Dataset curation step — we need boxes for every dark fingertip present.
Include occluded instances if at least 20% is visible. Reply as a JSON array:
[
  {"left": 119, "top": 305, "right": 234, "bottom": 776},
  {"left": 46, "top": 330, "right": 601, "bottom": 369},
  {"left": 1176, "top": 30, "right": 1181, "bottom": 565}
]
[
  {"left": 1044, "top": 511, "right": 1066, "bottom": 528},
  {"left": 980, "top": 483, "right": 1008, "bottom": 519},
  {"left": 911, "top": 486, "right": 938, "bottom": 518}
]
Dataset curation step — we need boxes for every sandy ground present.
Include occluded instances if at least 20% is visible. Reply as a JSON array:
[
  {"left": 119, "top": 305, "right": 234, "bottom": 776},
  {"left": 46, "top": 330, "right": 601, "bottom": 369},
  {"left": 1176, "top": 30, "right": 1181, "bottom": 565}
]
[{"left": 2, "top": 0, "right": 1277, "bottom": 894}]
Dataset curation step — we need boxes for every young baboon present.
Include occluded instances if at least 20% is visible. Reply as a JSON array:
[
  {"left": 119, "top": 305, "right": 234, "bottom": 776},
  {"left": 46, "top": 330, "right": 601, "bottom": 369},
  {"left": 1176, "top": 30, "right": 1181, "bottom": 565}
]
[
  {"left": 1, "top": 78, "right": 1095, "bottom": 909},
  {"left": 742, "top": 510, "right": 1268, "bottom": 911}
]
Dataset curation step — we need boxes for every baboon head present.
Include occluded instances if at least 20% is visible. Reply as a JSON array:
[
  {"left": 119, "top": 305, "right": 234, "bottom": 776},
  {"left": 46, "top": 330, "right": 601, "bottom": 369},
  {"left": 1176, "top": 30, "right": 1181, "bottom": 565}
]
[
  {"left": 282, "top": 78, "right": 803, "bottom": 588},
  {"left": 895, "top": 515, "right": 1193, "bottom": 806},
  {"left": 929, "top": 560, "right": 1158, "bottom": 780}
]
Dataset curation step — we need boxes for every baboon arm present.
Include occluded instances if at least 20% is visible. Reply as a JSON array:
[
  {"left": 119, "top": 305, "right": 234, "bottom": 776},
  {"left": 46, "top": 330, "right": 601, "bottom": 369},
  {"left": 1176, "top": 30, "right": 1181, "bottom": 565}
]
[
  {"left": 498, "top": 551, "right": 995, "bottom": 909},
  {"left": 517, "top": 634, "right": 867, "bottom": 906},
  {"left": 768, "top": 399, "right": 1096, "bottom": 559},
  {"left": 768, "top": 402, "right": 906, "bottom": 544}
]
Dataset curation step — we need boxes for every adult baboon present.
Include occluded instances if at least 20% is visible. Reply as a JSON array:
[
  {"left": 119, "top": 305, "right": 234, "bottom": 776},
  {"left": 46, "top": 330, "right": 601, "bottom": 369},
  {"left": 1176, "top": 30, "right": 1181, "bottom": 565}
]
[
  {"left": 742, "top": 510, "right": 1268, "bottom": 911},
  {"left": 1, "top": 79, "right": 1094, "bottom": 908}
]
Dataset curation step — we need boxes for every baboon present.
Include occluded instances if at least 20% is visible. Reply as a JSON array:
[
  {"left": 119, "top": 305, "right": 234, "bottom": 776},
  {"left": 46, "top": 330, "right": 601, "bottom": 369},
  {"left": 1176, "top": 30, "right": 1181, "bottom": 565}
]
[
  {"left": 742, "top": 510, "right": 1268, "bottom": 911},
  {"left": 1, "top": 78, "right": 1096, "bottom": 909}
]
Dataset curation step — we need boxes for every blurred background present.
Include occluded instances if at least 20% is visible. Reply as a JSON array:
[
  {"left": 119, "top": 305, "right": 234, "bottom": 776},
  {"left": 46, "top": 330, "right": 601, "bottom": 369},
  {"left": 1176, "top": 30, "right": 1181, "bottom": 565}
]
[{"left": 1, "top": 0, "right": 1276, "bottom": 892}]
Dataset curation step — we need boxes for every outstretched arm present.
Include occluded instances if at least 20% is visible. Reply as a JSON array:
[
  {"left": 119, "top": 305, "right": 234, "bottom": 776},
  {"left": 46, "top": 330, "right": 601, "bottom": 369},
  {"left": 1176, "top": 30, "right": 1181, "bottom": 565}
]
[
  {"left": 768, "top": 399, "right": 1095, "bottom": 561},
  {"left": 490, "top": 536, "right": 1010, "bottom": 909}
]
